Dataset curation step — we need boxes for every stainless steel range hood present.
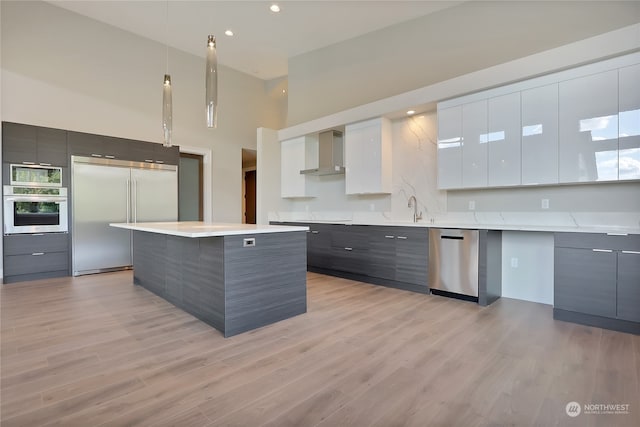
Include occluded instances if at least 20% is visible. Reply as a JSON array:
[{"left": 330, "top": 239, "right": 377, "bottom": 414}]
[{"left": 300, "top": 130, "right": 344, "bottom": 176}]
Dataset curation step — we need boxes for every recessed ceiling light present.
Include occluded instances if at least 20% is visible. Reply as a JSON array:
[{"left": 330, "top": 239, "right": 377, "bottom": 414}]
[
  {"left": 407, "top": 110, "right": 416, "bottom": 115},
  {"left": 270, "top": 4, "right": 280, "bottom": 13},
  {"left": 224, "top": 30, "right": 234, "bottom": 36}
]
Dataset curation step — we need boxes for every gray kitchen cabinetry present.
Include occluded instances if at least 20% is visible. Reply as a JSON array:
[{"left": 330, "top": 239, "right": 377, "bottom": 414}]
[
  {"left": 68, "top": 131, "right": 129, "bottom": 160},
  {"left": 3, "top": 233, "right": 69, "bottom": 284},
  {"left": 554, "top": 232, "right": 640, "bottom": 334},
  {"left": 306, "top": 223, "right": 332, "bottom": 268},
  {"left": 271, "top": 222, "right": 429, "bottom": 293},
  {"left": 128, "top": 141, "right": 180, "bottom": 165},
  {"left": 617, "top": 251, "right": 640, "bottom": 323},
  {"left": 2, "top": 122, "right": 67, "bottom": 166}
]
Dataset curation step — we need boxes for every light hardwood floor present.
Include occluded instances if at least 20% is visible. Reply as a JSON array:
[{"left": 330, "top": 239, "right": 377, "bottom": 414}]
[{"left": 1, "top": 271, "right": 638, "bottom": 426}]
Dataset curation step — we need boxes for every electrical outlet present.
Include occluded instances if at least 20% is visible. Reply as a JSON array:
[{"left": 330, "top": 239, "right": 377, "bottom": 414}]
[
  {"left": 369, "top": 203, "right": 375, "bottom": 211},
  {"left": 541, "top": 199, "right": 549, "bottom": 209},
  {"left": 511, "top": 257, "right": 519, "bottom": 268},
  {"left": 468, "top": 200, "right": 476, "bottom": 211},
  {"left": 304, "top": 204, "right": 309, "bottom": 212}
]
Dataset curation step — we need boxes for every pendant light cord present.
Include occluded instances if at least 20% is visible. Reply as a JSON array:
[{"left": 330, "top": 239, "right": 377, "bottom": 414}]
[{"left": 165, "top": 0, "right": 169, "bottom": 74}]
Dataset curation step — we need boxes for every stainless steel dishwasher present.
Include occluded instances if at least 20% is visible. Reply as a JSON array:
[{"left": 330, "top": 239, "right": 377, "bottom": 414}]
[{"left": 428, "top": 228, "right": 479, "bottom": 301}]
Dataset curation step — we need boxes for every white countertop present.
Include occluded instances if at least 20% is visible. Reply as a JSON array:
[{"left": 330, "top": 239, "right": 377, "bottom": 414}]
[
  {"left": 277, "top": 219, "right": 640, "bottom": 235},
  {"left": 110, "top": 222, "right": 309, "bottom": 238}
]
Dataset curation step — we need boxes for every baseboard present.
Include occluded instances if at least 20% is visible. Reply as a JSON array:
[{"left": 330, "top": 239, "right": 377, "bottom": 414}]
[{"left": 553, "top": 308, "right": 640, "bottom": 335}]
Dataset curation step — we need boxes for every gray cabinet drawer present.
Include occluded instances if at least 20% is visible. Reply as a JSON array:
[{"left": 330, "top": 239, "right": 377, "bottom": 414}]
[
  {"left": 330, "top": 247, "right": 369, "bottom": 275},
  {"left": 555, "top": 232, "right": 640, "bottom": 251},
  {"left": 4, "top": 233, "right": 69, "bottom": 255},
  {"left": 617, "top": 251, "right": 640, "bottom": 322},
  {"left": 5, "top": 251, "right": 68, "bottom": 276},
  {"left": 331, "top": 226, "right": 369, "bottom": 249},
  {"left": 554, "top": 247, "right": 616, "bottom": 318}
]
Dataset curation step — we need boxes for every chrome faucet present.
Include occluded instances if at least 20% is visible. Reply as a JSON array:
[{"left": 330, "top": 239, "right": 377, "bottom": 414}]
[{"left": 408, "top": 196, "right": 422, "bottom": 223}]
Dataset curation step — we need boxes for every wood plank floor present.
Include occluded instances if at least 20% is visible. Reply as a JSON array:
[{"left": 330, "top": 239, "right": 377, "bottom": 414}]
[{"left": 1, "top": 271, "right": 638, "bottom": 427}]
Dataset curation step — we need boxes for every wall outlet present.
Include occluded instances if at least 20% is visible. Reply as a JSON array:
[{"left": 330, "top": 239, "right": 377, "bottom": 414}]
[
  {"left": 468, "top": 200, "right": 476, "bottom": 211},
  {"left": 541, "top": 199, "right": 549, "bottom": 209},
  {"left": 369, "top": 203, "right": 375, "bottom": 211},
  {"left": 304, "top": 204, "right": 309, "bottom": 212},
  {"left": 510, "top": 257, "right": 519, "bottom": 268}
]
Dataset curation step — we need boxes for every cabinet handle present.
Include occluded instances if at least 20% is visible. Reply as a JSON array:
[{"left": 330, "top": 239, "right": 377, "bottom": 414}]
[
  {"left": 91, "top": 153, "right": 103, "bottom": 158},
  {"left": 385, "top": 235, "right": 395, "bottom": 239},
  {"left": 607, "top": 233, "right": 628, "bottom": 236},
  {"left": 396, "top": 236, "right": 408, "bottom": 240},
  {"left": 105, "top": 155, "right": 115, "bottom": 159},
  {"left": 31, "top": 233, "right": 45, "bottom": 236},
  {"left": 31, "top": 252, "right": 45, "bottom": 256},
  {"left": 39, "top": 162, "right": 52, "bottom": 166},
  {"left": 344, "top": 247, "right": 353, "bottom": 251},
  {"left": 156, "top": 160, "right": 165, "bottom": 164},
  {"left": 592, "top": 249, "right": 612, "bottom": 253},
  {"left": 311, "top": 231, "right": 319, "bottom": 234},
  {"left": 622, "top": 251, "right": 640, "bottom": 255},
  {"left": 21, "top": 161, "right": 36, "bottom": 165},
  {"left": 144, "top": 159, "right": 154, "bottom": 163}
]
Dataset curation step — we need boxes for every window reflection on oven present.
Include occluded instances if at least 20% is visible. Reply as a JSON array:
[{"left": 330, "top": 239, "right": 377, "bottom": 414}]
[{"left": 14, "top": 202, "right": 60, "bottom": 226}]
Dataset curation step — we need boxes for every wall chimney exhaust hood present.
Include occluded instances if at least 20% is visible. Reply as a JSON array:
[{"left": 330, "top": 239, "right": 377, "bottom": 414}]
[{"left": 300, "top": 130, "right": 344, "bottom": 176}]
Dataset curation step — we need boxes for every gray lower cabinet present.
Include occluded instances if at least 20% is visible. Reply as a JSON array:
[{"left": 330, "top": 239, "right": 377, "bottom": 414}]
[
  {"left": 554, "top": 247, "right": 617, "bottom": 318},
  {"left": 617, "top": 251, "right": 640, "bottom": 323},
  {"left": 554, "top": 232, "right": 640, "bottom": 334},
  {"left": 271, "top": 222, "right": 429, "bottom": 293},
  {"left": 3, "top": 233, "right": 70, "bottom": 283}
]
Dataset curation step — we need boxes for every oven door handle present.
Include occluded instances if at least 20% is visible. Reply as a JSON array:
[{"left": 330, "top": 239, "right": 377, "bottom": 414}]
[{"left": 6, "top": 197, "right": 67, "bottom": 203}]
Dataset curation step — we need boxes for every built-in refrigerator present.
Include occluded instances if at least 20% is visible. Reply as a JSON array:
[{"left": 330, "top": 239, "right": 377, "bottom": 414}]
[{"left": 71, "top": 156, "right": 178, "bottom": 276}]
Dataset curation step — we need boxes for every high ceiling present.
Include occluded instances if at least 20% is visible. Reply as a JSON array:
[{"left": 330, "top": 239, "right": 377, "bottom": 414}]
[{"left": 46, "top": 1, "right": 463, "bottom": 80}]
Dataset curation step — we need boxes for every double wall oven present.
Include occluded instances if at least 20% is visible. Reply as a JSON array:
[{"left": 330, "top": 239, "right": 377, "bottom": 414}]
[{"left": 3, "top": 164, "right": 68, "bottom": 235}]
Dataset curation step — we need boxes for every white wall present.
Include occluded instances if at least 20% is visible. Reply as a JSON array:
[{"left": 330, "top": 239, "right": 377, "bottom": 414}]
[
  {"left": 501, "top": 232, "right": 555, "bottom": 306},
  {"left": 1, "top": 0, "right": 285, "bottom": 223},
  {"left": 287, "top": 1, "right": 639, "bottom": 125}
]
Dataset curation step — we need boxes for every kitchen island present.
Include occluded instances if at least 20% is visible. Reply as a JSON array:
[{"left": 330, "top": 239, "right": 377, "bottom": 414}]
[{"left": 110, "top": 222, "right": 309, "bottom": 337}]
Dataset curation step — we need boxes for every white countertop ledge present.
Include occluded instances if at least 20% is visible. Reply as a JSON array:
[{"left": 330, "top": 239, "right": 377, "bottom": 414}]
[
  {"left": 281, "top": 220, "right": 640, "bottom": 235},
  {"left": 110, "top": 222, "right": 309, "bottom": 238}
]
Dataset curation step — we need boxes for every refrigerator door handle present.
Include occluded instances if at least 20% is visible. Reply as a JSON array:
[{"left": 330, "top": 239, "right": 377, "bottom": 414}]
[
  {"left": 133, "top": 180, "right": 138, "bottom": 223},
  {"left": 126, "top": 179, "right": 131, "bottom": 222}
]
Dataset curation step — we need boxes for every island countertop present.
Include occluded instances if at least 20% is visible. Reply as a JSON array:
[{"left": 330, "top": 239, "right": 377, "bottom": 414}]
[{"left": 110, "top": 221, "right": 309, "bottom": 238}]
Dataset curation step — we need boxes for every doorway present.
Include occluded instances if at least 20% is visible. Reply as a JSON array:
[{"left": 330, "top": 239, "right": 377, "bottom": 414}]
[
  {"left": 179, "top": 153, "right": 203, "bottom": 221},
  {"left": 242, "top": 149, "right": 257, "bottom": 224}
]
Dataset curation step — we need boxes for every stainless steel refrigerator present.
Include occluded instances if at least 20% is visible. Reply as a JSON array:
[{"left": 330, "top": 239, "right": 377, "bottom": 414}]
[{"left": 71, "top": 156, "right": 178, "bottom": 276}]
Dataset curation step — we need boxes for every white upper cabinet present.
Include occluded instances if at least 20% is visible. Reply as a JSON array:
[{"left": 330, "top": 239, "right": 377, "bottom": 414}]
[
  {"left": 345, "top": 117, "right": 392, "bottom": 195},
  {"left": 437, "top": 106, "right": 463, "bottom": 189},
  {"left": 618, "top": 64, "right": 640, "bottom": 181},
  {"left": 559, "top": 70, "right": 619, "bottom": 183},
  {"left": 461, "top": 100, "right": 488, "bottom": 188},
  {"left": 521, "top": 83, "right": 559, "bottom": 185},
  {"left": 280, "top": 136, "right": 316, "bottom": 198},
  {"left": 488, "top": 92, "right": 521, "bottom": 187}
]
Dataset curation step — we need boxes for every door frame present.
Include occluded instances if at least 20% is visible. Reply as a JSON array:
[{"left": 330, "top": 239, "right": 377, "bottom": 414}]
[
  {"left": 179, "top": 152, "right": 204, "bottom": 221},
  {"left": 179, "top": 145, "right": 212, "bottom": 222}
]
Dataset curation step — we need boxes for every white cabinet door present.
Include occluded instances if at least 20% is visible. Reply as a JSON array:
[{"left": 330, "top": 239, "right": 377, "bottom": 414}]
[
  {"left": 488, "top": 92, "right": 521, "bottom": 187},
  {"left": 462, "top": 100, "right": 488, "bottom": 188},
  {"left": 437, "top": 106, "right": 463, "bottom": 189},
  {"left": 559, "top": 70, "right": 619, "bottom": 183},
  {"left": 280, "top": 137, "right": 309, "bottom": 198},
  {"left": 619, "top": 64, "right": 640, "bottom": 180},
  {"left": 521, "top": 84, "right": 559, "bottom": 185},
  {"left": 345, "top": 117, "right": 392, "bottom": 194}
]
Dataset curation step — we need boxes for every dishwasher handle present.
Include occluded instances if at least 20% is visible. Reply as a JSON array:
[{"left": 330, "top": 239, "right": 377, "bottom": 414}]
[{"left": 440, "top": 235, "right": 464, "bottom": 240}]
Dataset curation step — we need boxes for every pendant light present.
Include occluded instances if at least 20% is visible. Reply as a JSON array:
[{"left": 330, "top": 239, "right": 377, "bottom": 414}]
[
  {"left": 162, "top": 1, "right": 173, "bottom": 147},
  {"left": 205, "top": 35, "right": 218, "bottom": 128}
]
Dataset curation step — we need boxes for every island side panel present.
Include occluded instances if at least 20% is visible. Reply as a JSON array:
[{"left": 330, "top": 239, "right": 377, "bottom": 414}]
[
  {"left": 223, "top": 231, "right": 307, "bottom": 337},
  {"left": 132, "top": 231, "right": 226, "bottom": 334}
]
